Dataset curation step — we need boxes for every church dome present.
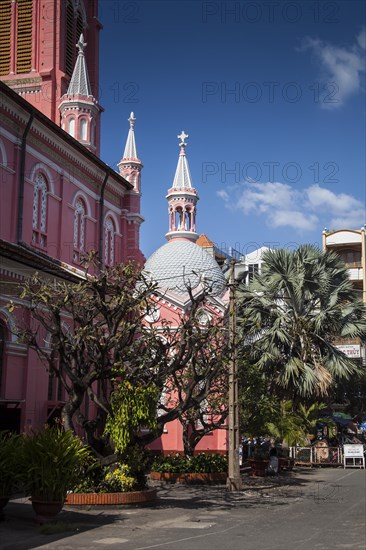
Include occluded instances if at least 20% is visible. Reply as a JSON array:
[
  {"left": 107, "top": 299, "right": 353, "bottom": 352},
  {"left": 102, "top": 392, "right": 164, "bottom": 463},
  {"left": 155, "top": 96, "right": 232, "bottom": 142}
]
[{"left": 144, "top": 240, "right": 226, "bottom": 296}]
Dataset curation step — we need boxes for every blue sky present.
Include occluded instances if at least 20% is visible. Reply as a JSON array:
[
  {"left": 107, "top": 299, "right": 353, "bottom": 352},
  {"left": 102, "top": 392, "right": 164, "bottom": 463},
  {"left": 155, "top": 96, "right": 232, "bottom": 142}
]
[{"left": 98, "top": 0, "right": 366, "bottom": 259}]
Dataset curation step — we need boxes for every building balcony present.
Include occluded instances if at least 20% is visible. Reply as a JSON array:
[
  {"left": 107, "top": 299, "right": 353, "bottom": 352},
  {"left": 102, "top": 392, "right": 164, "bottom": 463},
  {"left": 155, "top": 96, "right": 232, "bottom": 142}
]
[{"left": 347, "top": 267, "right": 363, "bottom": 281}]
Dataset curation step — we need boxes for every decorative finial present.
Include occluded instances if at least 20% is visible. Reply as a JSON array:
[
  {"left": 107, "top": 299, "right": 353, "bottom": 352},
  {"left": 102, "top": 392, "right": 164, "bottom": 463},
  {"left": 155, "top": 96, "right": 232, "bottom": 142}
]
[
  {"left": 178, "top": 131, "right": 189, "bottom": 148},
  {"left": 76, "top": 34, "right": 87, "bottom": 55},
  {"left": 128, "top": 112, "right": 136, "bottom": 128}
]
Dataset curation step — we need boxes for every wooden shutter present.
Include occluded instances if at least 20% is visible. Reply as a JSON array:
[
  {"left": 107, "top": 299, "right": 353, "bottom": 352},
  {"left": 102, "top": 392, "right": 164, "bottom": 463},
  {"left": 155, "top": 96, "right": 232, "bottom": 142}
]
[
  {"left": 0, "top": 0, "right": 12, "bottom": 76},
  {"left": 16, "top": 0, "right": 33, "bottom": 73},
  {"left": 76, "top": 11, "right": 83, "bottom": 44},
  {"left": 65, "top": 1, "right": 74, "bottom": 77}
]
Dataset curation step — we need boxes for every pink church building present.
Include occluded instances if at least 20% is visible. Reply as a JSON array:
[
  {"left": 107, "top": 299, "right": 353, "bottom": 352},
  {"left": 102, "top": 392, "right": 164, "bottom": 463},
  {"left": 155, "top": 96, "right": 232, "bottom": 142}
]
[
  {"left": 144, "top": 133, "right": 229, "bottom": 454},
  {"left": 0, "top": 0, "right": 143, "bottom": 431},
  {"left": 0, "top": 0, "right": 230, "bottom": 454}
]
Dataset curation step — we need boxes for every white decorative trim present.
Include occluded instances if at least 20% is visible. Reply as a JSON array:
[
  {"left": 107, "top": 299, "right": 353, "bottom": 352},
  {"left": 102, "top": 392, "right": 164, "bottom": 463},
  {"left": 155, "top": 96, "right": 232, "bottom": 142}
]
[
  {"left": 104, "top": 210, "right": 120, "bottom": 235},
  {"left": 0, "top": 308, "right": 18, "bottom": 342},
  {"left": 0, "top": 139, "right": 7, "bottom": 167},
  {"left": 72, "top": 190, "right": 92, "bottom": 217},
  {"left": 0, "top": 268, "right": 24, "bottom": 281},
  {"left": 30, "top": 162, "right": 55, "bottom": 195}
]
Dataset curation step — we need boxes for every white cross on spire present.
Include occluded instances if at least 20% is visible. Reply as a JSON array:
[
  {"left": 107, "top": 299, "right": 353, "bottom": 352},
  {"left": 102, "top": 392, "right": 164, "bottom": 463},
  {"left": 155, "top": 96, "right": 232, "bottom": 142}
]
[
  {"left": 128, "top": 112, "right": 136, "bottom": 128},
  {"left": 76, "top": 33, "right": 87, "bottom": 55},
  {"left": 178, "top": 131, "right": 189, "bottom": 147}
]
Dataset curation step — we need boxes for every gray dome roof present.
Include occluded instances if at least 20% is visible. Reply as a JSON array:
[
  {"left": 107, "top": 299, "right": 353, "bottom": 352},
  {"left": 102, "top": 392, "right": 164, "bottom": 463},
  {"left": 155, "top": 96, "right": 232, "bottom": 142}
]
[{"left": 144, "top": 240, "right": 226, "bottom": 296}]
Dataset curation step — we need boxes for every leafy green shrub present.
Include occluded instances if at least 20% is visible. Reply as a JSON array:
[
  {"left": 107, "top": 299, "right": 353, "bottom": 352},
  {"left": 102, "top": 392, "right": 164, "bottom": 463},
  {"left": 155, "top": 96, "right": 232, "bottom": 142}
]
[
  {"left": 0, "top": 431, "right": 22, "bottom": 496},
  {"left": 20, "top": 427, "right": 91, "bottom": 501},
  {"left": 119, "top": 444, "right": 149, "bottom": 490},
  {"left": 72, "top": 455, "right": 140, "bottom": 494},
  {"left": 151, "top": 453, "right": 227, "bottom": 474},
  {"left": 104, "top": 465, "right": 136, "bottom": 492}
]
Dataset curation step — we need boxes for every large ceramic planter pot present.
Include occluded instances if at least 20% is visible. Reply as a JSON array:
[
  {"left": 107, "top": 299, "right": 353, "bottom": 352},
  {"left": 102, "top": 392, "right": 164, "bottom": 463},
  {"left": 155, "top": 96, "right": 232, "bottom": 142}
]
[
  {"left": 31, "top": 499, "right": 64, "bottom": 524},
  {"left": 249, "top": 459, "right": 269, "bottom": 477},
  {"left": 65, "top": 488, "right": 157, "bottom": 506},
  {"left": 150, "top": 472, "right": 227, "bottom": 484}
]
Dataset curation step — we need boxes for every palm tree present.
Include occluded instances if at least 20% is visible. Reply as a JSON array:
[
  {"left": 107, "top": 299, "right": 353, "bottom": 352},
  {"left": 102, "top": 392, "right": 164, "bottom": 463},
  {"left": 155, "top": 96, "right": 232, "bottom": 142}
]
[{"left": 238, "top": 245, "right": 366, "bottom": 399}]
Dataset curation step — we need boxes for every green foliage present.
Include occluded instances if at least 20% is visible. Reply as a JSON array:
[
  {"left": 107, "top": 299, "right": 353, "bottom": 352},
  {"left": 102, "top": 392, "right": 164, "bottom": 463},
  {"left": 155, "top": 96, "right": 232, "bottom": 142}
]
[
  {"left": 72, "top": 457, "right": 139, "bottom": 494},
  {"left": 0, "top": 431, "right": 22, "bottom": 496},
  {"left": 20, "top": 427, "right": 91, "bottom": 501},
  {"left": 238, "top": 245, "right": 366, "bottom": 398},
  {"left": 238, "top": 357, "right": 279, "bottom": 437},
  {"left": 104, "top": 464, "right": 136, "bottom": 492},
  {"left": 104, "top": 381, "right": 158, "bottom": 455},
  {"left": 119, "top": 443, "right": 149, "bottom": 490},
  {"left": 151, "top": 453, "right": 227, "bottom": 474},
  {"left": 296, "top": 402, "right": 336, "bottom": 436},
  {"left": 265, "top": 400, "right": 307, "bottom": 447}
]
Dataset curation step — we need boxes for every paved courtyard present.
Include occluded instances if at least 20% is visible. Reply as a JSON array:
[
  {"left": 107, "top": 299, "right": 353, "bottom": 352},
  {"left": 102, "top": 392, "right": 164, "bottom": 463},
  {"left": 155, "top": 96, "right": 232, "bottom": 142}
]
[{"left": 0, "top": 467, "right": 365, "bottom": 550}]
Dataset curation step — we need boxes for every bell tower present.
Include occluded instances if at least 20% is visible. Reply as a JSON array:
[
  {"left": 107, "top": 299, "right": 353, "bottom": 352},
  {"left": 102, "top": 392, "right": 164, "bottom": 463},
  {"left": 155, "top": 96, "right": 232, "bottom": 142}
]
[
  {"left": 58, "top": 34, "right": 101, "bottom": 156},
  {"left": 0, "top": 0, "right": 101, "bottom": 127},
  {"left": 166, "top": 132, "right": 199, "bottom": 242},
  {"left": 118, "top": 112, "right": 142, "bottom": 193}
]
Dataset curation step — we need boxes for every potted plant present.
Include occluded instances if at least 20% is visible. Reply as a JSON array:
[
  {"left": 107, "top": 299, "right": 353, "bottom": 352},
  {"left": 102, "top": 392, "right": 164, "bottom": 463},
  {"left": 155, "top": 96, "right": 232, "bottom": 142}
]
[
  {"left": 248, "top": 446, "right": 270, "bottom": 477},
  {"left": 20, "top": 426, "right": 90, "bottom": 523},
  {"left": 0, "top": 431, "right": 22, "bottom": 514}
]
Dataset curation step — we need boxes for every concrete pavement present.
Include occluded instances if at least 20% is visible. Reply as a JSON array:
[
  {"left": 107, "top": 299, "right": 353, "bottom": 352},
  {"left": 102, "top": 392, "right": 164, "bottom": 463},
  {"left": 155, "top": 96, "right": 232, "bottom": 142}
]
[{"left": 0, "top": 467, "right": 365, "bottom": 550}]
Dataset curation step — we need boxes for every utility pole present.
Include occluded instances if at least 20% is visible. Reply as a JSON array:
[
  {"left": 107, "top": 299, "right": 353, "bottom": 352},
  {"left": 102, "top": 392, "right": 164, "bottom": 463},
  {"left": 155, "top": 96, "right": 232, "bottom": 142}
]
[{"left": 227, "top": 259, "right": 242, "bottom": 491}]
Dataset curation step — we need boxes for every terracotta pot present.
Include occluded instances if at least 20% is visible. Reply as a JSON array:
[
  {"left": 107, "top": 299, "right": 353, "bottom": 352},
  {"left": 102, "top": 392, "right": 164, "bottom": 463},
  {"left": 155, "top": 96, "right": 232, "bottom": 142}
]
[
  {"left": 249, "top": 459, "right": 269, "bottom": 477},
  {"left": 150, "top": 472, "right": 227, "bottom": 484},
  {"left": 31, "top": 499, "right": 64, "bottom": 524},
  {"left": 65, "top": 488, "right": 157, "bottom": 506}
]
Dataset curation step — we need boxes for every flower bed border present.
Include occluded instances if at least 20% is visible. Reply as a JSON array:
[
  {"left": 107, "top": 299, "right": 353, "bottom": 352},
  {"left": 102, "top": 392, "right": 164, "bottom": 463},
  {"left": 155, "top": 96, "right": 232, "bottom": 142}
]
[
  {"left": 65, "top": 488, "right": 157, "bottom": 506},
  {"left": 149, "top": 472, "right": 227, "bottom": 484}
]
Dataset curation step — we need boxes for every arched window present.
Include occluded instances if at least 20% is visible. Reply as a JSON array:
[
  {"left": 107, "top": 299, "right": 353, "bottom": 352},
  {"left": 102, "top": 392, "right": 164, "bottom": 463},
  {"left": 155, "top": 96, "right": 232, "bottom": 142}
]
[
  {"left": 68, "top": 117, "right": 75, "bottom": 137},
  {"left": 32, "top": 173, "right": 48, "bottom": 247},
  {"left": 16, "top": 0, "right": 33, "bottom": 74},
  {"left": 0, "top": 0, "right": 11, "bottom": 76},
  {"left": 104, "top": 217, "right": 115, "bottom": 267},
  {"left": 80, "top": 118, "right": 87, "bottom": 141},
  {"left": 73, "top": 198, "right": 86, "bottom": 262}
]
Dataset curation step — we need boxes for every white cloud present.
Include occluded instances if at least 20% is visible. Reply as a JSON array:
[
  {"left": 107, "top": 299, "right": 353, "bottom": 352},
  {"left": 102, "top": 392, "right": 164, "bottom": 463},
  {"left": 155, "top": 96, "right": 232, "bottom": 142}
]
[
  {"left": 302, "top": 28, "right": 365, "bottom": 108},
  {"left": 272, "top": 210, "right": 318, "bottom": 231},
  {"left": 218, "top": 181, "right": 365, "bottom": 232},
  {"left": 305, "top": 184, "right": 362, "bottom": 213},
  {"left": 216, "top": 189, "right": 229, "bottom": 202}
]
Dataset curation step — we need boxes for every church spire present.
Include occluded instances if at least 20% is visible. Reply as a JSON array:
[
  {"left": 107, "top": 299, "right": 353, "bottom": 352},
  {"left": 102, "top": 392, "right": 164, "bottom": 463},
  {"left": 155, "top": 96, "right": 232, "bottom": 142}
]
[
  {"left": 66, "top": 34, "right": 92, "bottom": 96},
  {"left": 118, "top": 112, "right": 142, "bottom": 193},
  {"left": 166, "top": 132, "right": 199, "bottom": 242},
  {"left": 172, "top": 131, "right": 193, "bottom": 189},
  {"left": 58, "top": 34, "right": 102, "bottom": 156},
  {"left": 123, "top": 112, "right": 138, "bottom": 159}
]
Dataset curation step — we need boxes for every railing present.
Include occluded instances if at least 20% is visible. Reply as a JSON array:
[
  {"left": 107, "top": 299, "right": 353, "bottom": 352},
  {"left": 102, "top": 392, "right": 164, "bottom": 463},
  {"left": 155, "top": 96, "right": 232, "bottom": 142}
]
[{"left": 289, "top": 446, "right": 343, "bottom": 465}]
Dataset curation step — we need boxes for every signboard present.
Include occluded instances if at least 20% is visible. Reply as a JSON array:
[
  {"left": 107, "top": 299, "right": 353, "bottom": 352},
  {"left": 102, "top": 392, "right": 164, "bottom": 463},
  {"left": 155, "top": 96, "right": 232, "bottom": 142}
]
[
  {"left": 343, "top": 444, "right": 365, "bottom": 469},
  {"left": 343, "top": 444, "right": 364, "bottom": 458},
  {"left": 336, "top": 345, "right": 361, "bottom": 358}
]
